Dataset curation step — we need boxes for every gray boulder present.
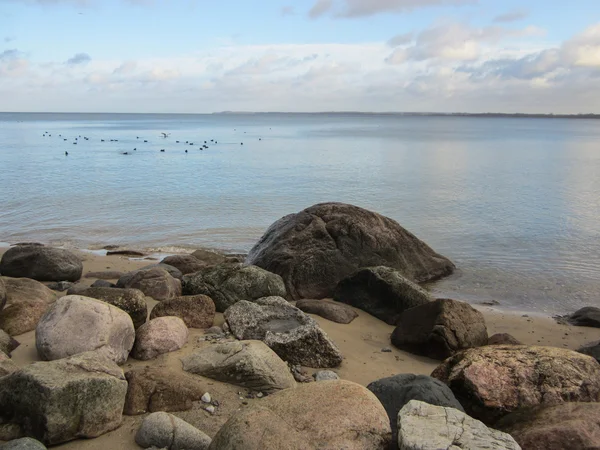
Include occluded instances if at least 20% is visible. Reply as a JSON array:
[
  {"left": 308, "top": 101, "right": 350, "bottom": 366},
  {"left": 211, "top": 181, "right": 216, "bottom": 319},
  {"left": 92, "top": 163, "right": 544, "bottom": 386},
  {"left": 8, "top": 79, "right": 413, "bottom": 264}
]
[
  {"left": 182, "top": 263, "right": 286, "bottom": 312},
  {"left": 577, "top": 340, "right": 600, "bottom": 362},
  {"left": 36, "top": 295, "right": 135, "bottom": 364},
  {"left": 334, "top": 267, "right": 433, "bottom": 325},
  {"left": 131, "top": 316, "right": 188, "bottom": 361},
  {"left": 149, "top": 295, "right": 215, "bottom": 328},
  {"left": 0, "top": 330, "right": 19, "bottom": 356},
  {"left": 367, "top": 374, "right": 464, "bottom": 447},
  {"left": 397, "top": 400, "right": 521, "bottom": 450},
  {"left": 488, "top": 333, "right": 522, "bottom": 345},
  {"left": 0, "top": 246, "right": 82, "bottom": 282},
  {"left": 246, "top": 203, "right": 455, "bottom": 300},
  {"left": 140, "top": 263, "right": 183, "bottom": 280},
  {"left": 45, "top": 281, "right": 73, "bottom": 292},
  {"left": 313, "top": 370, "right": 339, "bottom": 381},
  {"left": 0, "top": 352, "right": 127, "bottom": 445},
  {"left": 68, "top": 287, "right": 148, "bottom": 328},
  {"left": 566, "top": 307, "right": 600, "bottom": 328},
  {"left": 191, "top": 248, "right": 230, "bottom": 265},
  {"left": 295, "top": 299, "right": 358, "bottom": 324},
  {"left": 1, "top": 438, "right": 47, "bottom": 450},
  {"left": 0, "top": 352, "right": 18, "bottom": 377},
  {"left": 391, "top": 298, "right": 488, "bottom": 359},
  {"left": 225, "top": 296, "right": 343, "bottom": 368},
  {"left": 90, "top": 279, "right": 116, "bottom": 288},
  {"left": 160, "top": 255, "right": 206, "bottom": 275},
  {"left": 135, "top": 412, "right": 211, "bottom": 450},
  {"left": 117, "top": 267, "right": 181, "bottom": 301},
  {"left": 181, "top": 340, "right": 296, "bottom": 393},
  {"left": 0, "top": 277, "right": 57, "bottom": 336},
  {"left": 0, "top": 277, "right": 6, "bottom": 312}
]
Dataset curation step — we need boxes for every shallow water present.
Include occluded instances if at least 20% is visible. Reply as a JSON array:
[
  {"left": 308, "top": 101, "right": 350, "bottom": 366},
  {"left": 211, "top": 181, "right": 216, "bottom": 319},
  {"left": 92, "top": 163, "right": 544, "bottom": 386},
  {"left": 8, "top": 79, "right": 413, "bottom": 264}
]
[{"left": 0, "top": 112, "right": 599, "bottom": 314}]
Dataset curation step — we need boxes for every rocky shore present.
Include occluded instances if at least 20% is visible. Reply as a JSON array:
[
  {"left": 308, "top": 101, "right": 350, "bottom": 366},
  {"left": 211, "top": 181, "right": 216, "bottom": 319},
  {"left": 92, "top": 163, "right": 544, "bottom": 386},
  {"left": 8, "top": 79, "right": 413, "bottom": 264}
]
[{"left": 0, "top": 202, "right": 599, "bottom": 449}]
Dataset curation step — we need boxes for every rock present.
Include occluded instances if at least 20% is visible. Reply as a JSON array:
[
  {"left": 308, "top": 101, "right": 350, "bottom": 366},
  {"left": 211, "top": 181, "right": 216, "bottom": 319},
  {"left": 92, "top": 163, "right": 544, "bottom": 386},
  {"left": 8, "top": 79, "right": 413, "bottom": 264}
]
[
  {"left": 84, "top": 271, "right": 124, "bottom": 280},
  {"left": 1, "top": 438, "right": 47, "bottom": 450},
  {"left": 431, "top": 345, "right": 600, "bottom": 424},
  {"left": 0, "top": 330, "right": 19, "bottom": 356},
  {"left": 35, "top": 295, "right": 135, "bottom": 364},
  {"left": 0, "top": 352, "right": 19, "bottom": 377},
  {"left": 367, "top": 374, "right": 464, "bottom": 446},
  {"left": 140, "top": 263, "right": 183, "bottom": 280},
  {"left": 150, "top": 295, "right": 215, "bottom": 328},
  {"left": 333, "top": 267, "right": 433, "bottom": 325},
  {"left": 117, "top": 267, "right": 181, "bottom": 301},
  {"left": 313, "top": 370, "right": 339, "bottom": 381},
  {"left": 131, "top": 316, "right": 188, "bottom": 361},
  {"left": 135, "top": 412, "right": 211, "bottom": 450},
  {"left": 201, "top": 392, "right": 211, "bottom": 403},
  {"left": 90, "top": 279, "right": 116, "bottom": 288},
  {"left": 160, "top": 255, "right": 207, "bottom": 275},
  {"left": 0, "top": 277, "right": 57, "bottom": 336},
  {"left": 495, "top": 402, "right": 600, "bottom": 450},
  {"left": 391, "top": 298, "right": 488, "bottom": 359},
  {"left": 181, "top": 340, "right": 296, "bottom": 393},
  {"left": 191, "top": 248, "right": 229, "bottom": 265},
  {"left": 205, "top": 326, "right": 222, "bottom": 335},
  {"left": 0, "top": 246, "right": 82, "bottom": 282},
  {"left": 295, "top": 299, "right": 358, "bottom": 324},
  {"left": 566, "top": 307, "right": 600, "bottom": 328},
  {"left": 577, "top": 340, "right": 600, "bottom": 362},
  {"left": 0, "top": 277, "right": 6, "bottom": 312},
  {"left": 69, "top": 287, "right": 148, "bottom": 328},
  {"left": 124, "top": 367, "right": 210, "bottom": 415},
  {"left": 0, "top": 352, "right": 127, "bottom": 445},
  {"left": 182, "top": 263, "right": 286, "bottom": 312},
  {"left": 225, "top": 296, "right": 343, "bottom": 368},
  {"left": 397, "top": 400, "right": 521, "bottom": 450},
  {"left": 106, "top": 249, "right": 146, "bottom": 256},
  {"left": 488, "top": 333, "right": 522, "bottom": 345},
  {"left": 245, "top": 203, "right": 455, "bottom": 300},
  {"left": 45, "top": 281, "right": 73, "bottom": 292},
  {"left": 205, "top": 405, "right": 216, "bottom": 414},
  {"left": 209, "top": 380, "right": 391, "bottom": 450}
]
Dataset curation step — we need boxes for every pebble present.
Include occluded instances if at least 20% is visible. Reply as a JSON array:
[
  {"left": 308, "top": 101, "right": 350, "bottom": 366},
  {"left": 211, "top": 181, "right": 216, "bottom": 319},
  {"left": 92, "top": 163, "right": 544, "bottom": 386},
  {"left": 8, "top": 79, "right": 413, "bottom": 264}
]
[
  {"left": 201, "top": 393, "right": 211, "bottom": 403},
  {"left": 381, "top": 347, "right": 392, "bottom": 353},
  {"left": 256, "top": 392, "right": 264, "bottom": 398},
  {"left": 204, "top": 405, "right": 215, "bottom": 414}
]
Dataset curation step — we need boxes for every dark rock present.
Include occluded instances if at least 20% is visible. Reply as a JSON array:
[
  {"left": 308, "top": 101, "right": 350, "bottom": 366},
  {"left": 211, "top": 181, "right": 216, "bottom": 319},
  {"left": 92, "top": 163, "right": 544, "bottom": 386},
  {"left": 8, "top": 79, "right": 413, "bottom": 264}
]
[
  {"left": 333, "top": 266, "right": 433, "bottom": 325},
  {"left": 0, "top": 246, "right": 83, "bottom": 282},
  {"left": 577, "top": 340, "right": 600, "bottom": 362},
  {"left": 45, "top": 281, "right": 73, "bottom": 292},
  {"left": 367, "top": 374, "right": 464, "bottom": 446},
  {"left": 225, "top": 296, "right": 343, "bottom": 368},
  {"left": 117, "top": 267, "right": 181, "bottom": 301},
  {"left": 140, "top": 263, "right": 183, "bottom": 280},
  {"left": 0, "top": 278, "right": 6, "bottom": 312},
  {"left": 68, "top": 287, "right": 148, "bottom": 328},
  {"left": 245, "top": 202, "right": 455, "bottom": 300},
  {"left": 149, "top": 295, "right": 215, "bottom": 328},
  {"left": 295, "top": 299, "right": 358, "bottom": 324},
  {"left": 90, "top": 279, "right": 116, "bottom": 288},
  {"left": 84, "top": 271, "right": 124, "bottom": 280},
  {"left": 488, "top": 333, "right": 522, "bottom": 345},
  {"left": 106, "top": 250, "right": 146, "bottom": 257},
  {"left": 1, "top": 437, "right": 47, "bottom": 450},
  {"left": 0, "top": 329, "right": 19, "bottom": 356},
  {"left": 182, "top": 263, "right": 286, "bottom": 312},
  {"left": 391, "top": 298, "right": 488, "bottom": 359},
  {"left": 160, "top": 255, "right": 206, "bottom": 275},
  {"left": 191, "top": 248, "right": 229, "bottom": 265},
  {"left": 566, "top": 307, "right": 600, "bottom": 328}
]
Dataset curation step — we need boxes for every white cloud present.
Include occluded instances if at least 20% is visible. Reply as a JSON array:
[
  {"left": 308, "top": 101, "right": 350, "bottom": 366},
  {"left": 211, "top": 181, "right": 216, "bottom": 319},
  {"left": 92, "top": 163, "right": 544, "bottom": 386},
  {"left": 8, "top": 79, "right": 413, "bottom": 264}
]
[
  {"left": 66, "top": 52, "right": 91, "bottom": 65},
  {"left": 493, "top": 9, "right": 529, "bottom": 23},
  {"left": 309, "top": 0, "right": 476, "bottom": 18}
]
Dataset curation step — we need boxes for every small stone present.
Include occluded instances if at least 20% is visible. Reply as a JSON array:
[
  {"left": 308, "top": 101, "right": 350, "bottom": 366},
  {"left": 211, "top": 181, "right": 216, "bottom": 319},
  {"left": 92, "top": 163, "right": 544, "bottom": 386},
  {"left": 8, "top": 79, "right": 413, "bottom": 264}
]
[
  {"left": 313, "top": 370, "right": 340, "bottom": 381},
  {"left": 201, "top": 393, "right": 211, "bottom": 403},
  {"left": 205, "top": 405, "right": 215, "bottom": 414},
  {"left": 205, "top": 326, "right": 222, "bottom": 335},
  {"left": 256, "top": 392, "right": 264, "bottom": 398},
  {"left": 381, "top": 347, "right": 392, "bottom": 352}
]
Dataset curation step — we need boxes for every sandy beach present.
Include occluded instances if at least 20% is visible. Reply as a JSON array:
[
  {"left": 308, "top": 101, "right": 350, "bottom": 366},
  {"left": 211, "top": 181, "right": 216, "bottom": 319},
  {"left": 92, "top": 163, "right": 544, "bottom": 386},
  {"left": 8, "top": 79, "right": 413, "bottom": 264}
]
[{"left": 2, "top": 246, "right": 600, "bottom": 449}]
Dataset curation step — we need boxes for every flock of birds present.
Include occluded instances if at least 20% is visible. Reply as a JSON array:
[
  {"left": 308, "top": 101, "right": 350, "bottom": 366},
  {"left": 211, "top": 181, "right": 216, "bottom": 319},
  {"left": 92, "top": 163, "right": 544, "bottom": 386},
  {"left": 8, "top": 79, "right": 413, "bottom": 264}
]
[{"left": 40, "top": 131, "right": 258, "bottom": 156}]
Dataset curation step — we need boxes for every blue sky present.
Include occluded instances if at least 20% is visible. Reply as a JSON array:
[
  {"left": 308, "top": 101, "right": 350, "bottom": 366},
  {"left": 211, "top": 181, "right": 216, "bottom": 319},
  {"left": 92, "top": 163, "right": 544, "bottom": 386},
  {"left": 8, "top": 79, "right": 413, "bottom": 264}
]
[{"left": 1, "top": 0, "right": 600, "bottom": 113}]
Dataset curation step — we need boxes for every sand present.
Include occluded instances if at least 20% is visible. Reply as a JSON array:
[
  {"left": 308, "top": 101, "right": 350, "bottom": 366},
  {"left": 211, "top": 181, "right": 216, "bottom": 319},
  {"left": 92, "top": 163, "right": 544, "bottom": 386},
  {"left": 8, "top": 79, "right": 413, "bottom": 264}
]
[{"left": 1, "top": 247, "right": 600, "bottom": 449}]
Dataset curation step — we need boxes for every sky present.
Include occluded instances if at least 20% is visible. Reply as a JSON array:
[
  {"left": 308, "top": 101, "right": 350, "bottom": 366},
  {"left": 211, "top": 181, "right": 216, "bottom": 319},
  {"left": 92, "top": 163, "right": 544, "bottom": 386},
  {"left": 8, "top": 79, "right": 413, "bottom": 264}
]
[{"left": 1, "top": 0, "right": 600, "bottom": 113}]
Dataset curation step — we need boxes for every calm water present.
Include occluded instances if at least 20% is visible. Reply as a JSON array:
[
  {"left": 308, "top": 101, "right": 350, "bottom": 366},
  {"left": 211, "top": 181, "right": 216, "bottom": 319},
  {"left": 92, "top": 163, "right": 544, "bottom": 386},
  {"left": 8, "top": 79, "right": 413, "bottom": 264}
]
[{"left": 0, "top": 112, "right": 599, "bottom": 314}]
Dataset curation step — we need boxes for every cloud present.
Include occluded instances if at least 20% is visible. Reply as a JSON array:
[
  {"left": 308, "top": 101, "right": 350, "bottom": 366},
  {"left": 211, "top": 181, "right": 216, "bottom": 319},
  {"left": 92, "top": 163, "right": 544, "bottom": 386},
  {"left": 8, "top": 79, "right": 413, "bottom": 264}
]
[
  {"left": 3, "top": 37, "right": 16, "bottom": 43},
  {"left": 113, "top": 60, "right": 137, "bottom": 75},
  {"left": 66, "top": 52, "right": 91, "bottom": 65},
  {"left": 493, "top": 9, "right": 529, "bottom": 23},
  {"left": 309, "top": 0, "right": 476, "bottom": 18},
  {"left": 309, "top": 0, "right": 333, "bottom": 18},
  {"left": 0, "top": 48, "right": 29, "bottom": 78},
  {"left": 388, "top": 32, "right": 413, "bottom": 47},
  {"left": 281, "top": 6, "right": 295, "bottom": 16}
]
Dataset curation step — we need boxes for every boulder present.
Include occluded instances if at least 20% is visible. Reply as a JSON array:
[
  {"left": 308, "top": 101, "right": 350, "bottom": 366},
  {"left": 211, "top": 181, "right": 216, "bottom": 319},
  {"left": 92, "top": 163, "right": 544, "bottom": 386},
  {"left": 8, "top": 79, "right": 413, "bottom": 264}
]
[
  {"left": 131, "top": 317, "right": 188, "bottom": 361},
  {"left": 367, "top": 374, "right": 464, "bottom": 447},
  {"left": 334, "top": 267, "right": 433, "bottom": 324},
  {"left": 245, "top": 203, "right": 455, "bottom": 300},
  {"left": 496, "top": 402, "right": 600, "bottom": 450},
  {"left": 160, "top": 255, "right": 207, "bottom": 275},
  {"left": 209, "top": 380, "right": 391, "bottom": 450},
  {"left": 191, "top": 248, "right": 230, "bottom": 265},
  {"left": 140, "top": 263, "right": 183, "bottom": 280},
  {"left": 0, "top": 277, "right": 6, "bottom": 312},
  {"left": 181, "top": 340, "right": 296, "bottom": 393},
  {"left": 124, "top": 367, "right": 210, "bottom": 415},
  {"left": 0, "top": 330, "right": 19, "bottom": 356},
  {"left": 225, "top": 297, "right": 343, "bottom": 368},
  {"left": 36, "top": 295, "right": 135, "bottom": 364},
  {"left": 0, "top": 352, "right": 127, "bottom": 445},
  {"left": 577, "top": 340, "right": 600, "bottom": 362},
  {"left": 0, "top": 246, "right": 82, "bottom": 282},
  {"left": 488, "top": 333, "right": 522, "bottom": 345},
  {"left": 1, "top": 438, "right": 47, "bottom": 450},
  {"left": 149, "top": 295, "right": 215, "bottom": 328},
  {"left": 0, "top": 352, "right": 18, "bottom": 377},
  {"left": 69, "top": 287, "right": 148, "bottom": 328},
  {"left": 566, "top": 307, "right": 600, "bottom": 328},
  {"left": 45, "top": 281, "right": 73, "bottom": 292},
  {"left": 391, "top": 298, "right": 488, "bottom": 359},
  {"left": 313, "top": 370, "right": 339, "bottom": 381},
  {"left": 117, "top": 267, "right": 181, "bottom": 301},
  {"left": 0, "top": 277, "right": 57, "bottom": 336},
  {"left": 135, "top": 412, "right": 211, "bottom": 450},
  {"left": 295, "top": 299, "right": 358, "bottom": 324},
  {"left": 182, "top": 263, "right": 286, "bottom": 312},
  {"left": 90, "top": 279, "right": 116, "bottom": 288},
  {"left": 431, "top": 345, "right": 600, "bottom": 424},
  {"left": 397, "top": 400, "right": 521, "bottom": 450}
]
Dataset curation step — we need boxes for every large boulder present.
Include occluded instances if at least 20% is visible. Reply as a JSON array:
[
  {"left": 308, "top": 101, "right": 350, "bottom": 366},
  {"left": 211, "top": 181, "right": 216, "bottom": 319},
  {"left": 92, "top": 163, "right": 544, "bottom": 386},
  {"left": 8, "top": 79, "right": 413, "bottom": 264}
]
[
  {"left": 431, "top": 345, "right": 600, "bottom": 424},
  {"left": 225, "top": 296, "right": 343, "bottom": 368},
  {"left": 245, "top": 203, "right": 455, "bottom": 300},
  {"left": 0, "top": 246, "right": 82, "bottom": 282},
  {"left": 577, "top": 340, "right": 600, "bottom": 362},
  {"left": 209, "top": 380, "right": 391, "bottom": 450},
  {"left": 35, "top": 295, "right": 135, "bottom": 364},
  {"left": 181, "top": 340, "right": 296, "bottom": 393},
  {"left": 160, "top": 255, "right": 206, "bottom": 275},
  {"left": 334, "top": 267, "right": 433, "bottom": 324},
  {"left": 0, "top": 330, "right": 19, "bottom": 357},
  {"left": 367, "top": 374, "right": 464, "bottom": 447},
  {"left": 0, "top": 352, "right": 127, "bottom": 445},
  {"left": 488, "top": 333, "right": 522, "bottom": 345},
  {"left": 69, "top": 287, "right": 148, "bottom": 328},
  {"left": 139, "top": 263, "right": 183, "bottom": 280},
  {"left": 135, "top": 412, "right": 211, "bottom": 450},
  {"left": 0, "top": 352, "right": 19, "bottom": 377},
  {"left": 117, "top": 267, "right": 181, "bottom": 301},
  {"left": 565, "top": 306, "right": 600, "bottom": 328},
  {"left": 0, "top": 277, "right": 57, "bottom": 336},
  {"left": 149, "top": 295, "right": 215, "bottom": 328},
  {"left": 191, "top": 248, "right": 230, "bottom": 265},
  {"left": 131, "top": 316, "right": 188, "bottom": 361},
  {"left": 0, "top": 277, "right": 6, "bottom": 312},
  {"left": 295, "top": 299, "right": 358, "bottom": 324},
  {"left": 1, "top": 438, "right": 47, "bottom": 450},
  {"left": 182, "top": 263, "right": 286, "bottom": 312},
  {"left": 496, "top": 402, "right": 600, "bottom": 450},
  {"left": 397, "top": 400, "right": 521, "bottom": 450},
  {"left": 391, "top": 298, "right": 488, "bottom": 360}
]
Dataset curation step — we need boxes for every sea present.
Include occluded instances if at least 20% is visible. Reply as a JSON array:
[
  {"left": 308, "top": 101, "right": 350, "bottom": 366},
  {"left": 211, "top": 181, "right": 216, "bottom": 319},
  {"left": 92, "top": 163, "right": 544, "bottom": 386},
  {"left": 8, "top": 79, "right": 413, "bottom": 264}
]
[{"left": 0, "top": 112, "right": 599, "bottom": 315}]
